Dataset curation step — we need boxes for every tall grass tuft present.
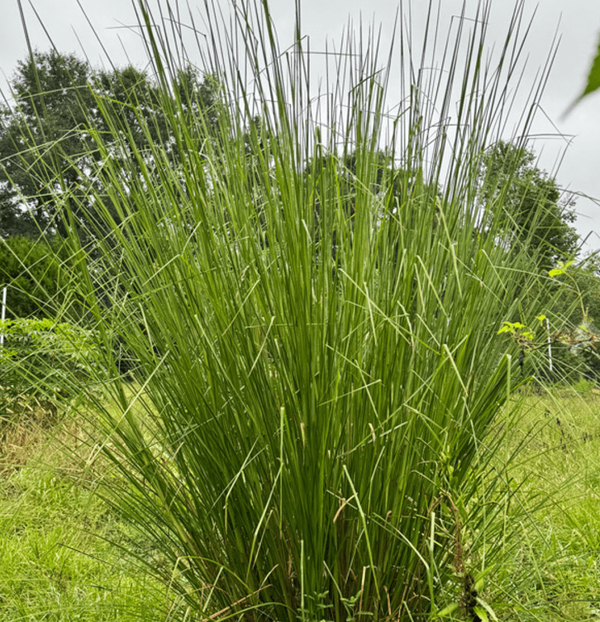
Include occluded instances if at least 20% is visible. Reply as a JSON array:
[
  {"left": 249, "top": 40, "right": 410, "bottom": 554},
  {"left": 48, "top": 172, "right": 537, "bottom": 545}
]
[{"left": 15, "top": 0, "right": 570, "bottom": 618}]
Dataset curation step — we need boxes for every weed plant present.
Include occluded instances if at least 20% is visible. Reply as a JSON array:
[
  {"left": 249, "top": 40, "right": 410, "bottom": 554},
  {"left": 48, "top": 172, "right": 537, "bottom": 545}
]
[{"left": 8, "top": 0, "right": 580, "bottom": 619}]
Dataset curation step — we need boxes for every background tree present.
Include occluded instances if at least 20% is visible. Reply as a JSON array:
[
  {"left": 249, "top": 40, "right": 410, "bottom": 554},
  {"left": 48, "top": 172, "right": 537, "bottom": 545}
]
[
  {"left": 0, "top": 50, "right": 221, "bottom": 241},
  {"left": 479, "top": 141, "right": 579, "bottom": 271},
  {"left": 477, "top": 141, "right": 585, "bottom": 382},
  {"left": 0, "top": 51, "right": 96, "bottom": 238}
]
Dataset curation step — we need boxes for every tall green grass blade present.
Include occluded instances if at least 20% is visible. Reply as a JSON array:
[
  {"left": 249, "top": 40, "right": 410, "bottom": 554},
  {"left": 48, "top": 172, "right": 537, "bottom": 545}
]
[{"left": 3, "top": 0, "right": 579, "bottom": 620}]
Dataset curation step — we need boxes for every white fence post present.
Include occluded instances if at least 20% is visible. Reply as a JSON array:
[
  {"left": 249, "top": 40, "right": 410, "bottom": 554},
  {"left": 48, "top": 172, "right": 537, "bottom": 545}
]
[
  {"left": 546, "top": 317, "right": 553, "bottom": 374},
  {"left": 0, "top": 286, "right": 6, "bottom": 347}
]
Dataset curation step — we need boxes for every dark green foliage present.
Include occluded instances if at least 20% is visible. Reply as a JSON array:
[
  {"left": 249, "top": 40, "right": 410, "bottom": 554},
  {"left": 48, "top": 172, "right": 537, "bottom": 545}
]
[
  {"left": 580, "top": 37, "right": 600, "bottom": 100},
  {"left": 0, "top": 235, "right": 68, "bottom": 318},
  {"left": 480, "top": 141, "right": 579, "bottom": 271},
  {"left": 0, "top": 317, "right": 95, "bottom": 420},
  {"left": 503, "top": 257, "right": 600, "bottom": 384},
  {"left": 0, "top": 51, "right": 96, "bottom": 238},
  {"left": 0, "top": 50, "right": 220, "bottom": 240},
  {"left": 556, "top": 257, "right": 600, "bottom": 380}
]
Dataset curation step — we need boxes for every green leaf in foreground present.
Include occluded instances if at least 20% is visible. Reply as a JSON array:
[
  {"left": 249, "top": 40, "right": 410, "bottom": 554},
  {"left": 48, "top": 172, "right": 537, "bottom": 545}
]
[{"left": 566, "top": 31, "right": 600, "bottom": 112}]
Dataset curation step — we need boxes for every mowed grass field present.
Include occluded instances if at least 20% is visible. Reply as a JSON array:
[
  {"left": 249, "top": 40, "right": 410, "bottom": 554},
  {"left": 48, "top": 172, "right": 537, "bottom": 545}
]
[{"left": 1, "top": 390, "right": 600, "bottom": 621}]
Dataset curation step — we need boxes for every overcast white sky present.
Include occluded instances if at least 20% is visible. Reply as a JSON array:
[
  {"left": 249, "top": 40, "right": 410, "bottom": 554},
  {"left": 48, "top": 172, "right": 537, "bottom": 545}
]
[{"left": 2, "top": 0, "right": 600, "bottom": 251}]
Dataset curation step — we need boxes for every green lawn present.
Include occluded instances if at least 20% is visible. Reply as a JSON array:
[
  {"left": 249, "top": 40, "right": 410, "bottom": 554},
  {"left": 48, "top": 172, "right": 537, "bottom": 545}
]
[
  {"left": 487, "top": 390, "right": 600, "bottom": 621},
  {"left": 0, "top": 413, "right": 173, "bottom": 620},
  {"left": 1, "top": 391, "right": 600, "bottom": 621}
]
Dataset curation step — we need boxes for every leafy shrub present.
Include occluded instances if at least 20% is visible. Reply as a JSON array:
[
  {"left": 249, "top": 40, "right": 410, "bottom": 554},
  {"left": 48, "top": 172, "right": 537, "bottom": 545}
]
[
  {"left": 0, "top": 235, "right": 70, "bottom": 319},
  {"left": 0, "top": 318, "right": 95, "bottom": 420}
]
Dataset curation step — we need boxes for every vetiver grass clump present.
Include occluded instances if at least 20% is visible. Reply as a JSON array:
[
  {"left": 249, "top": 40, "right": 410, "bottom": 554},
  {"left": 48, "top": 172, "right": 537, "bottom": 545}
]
[{"left": 14, "top": 0, "right": 574, "bottom": 619}]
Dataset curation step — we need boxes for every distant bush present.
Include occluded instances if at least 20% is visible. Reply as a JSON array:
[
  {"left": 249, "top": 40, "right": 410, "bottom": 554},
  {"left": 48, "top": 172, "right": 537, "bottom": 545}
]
[
  {"left": 0, "top": 318, "right": 96, "bottom": 420},
  {"left": 0, "top": 235, "right": 70, "bottom": 319},
  {"left": 572, "top": 376, "right": 597, "bottom": 395}
]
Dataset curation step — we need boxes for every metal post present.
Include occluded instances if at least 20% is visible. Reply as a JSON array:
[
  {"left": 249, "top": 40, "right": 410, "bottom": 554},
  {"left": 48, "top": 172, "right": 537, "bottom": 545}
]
[
  {"left": 546, "top": 317, "right": 553, "bottom": 374},
  {"left": 0, "top": 287, "right": 6, "bottom": 347}
]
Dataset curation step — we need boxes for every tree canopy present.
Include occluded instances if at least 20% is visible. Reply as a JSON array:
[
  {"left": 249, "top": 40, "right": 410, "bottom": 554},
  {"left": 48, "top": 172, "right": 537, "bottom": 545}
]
[
  {"left": 479, "top": 141, "right": 579, "bottom": 270},
  {"left": 0, "top": 50, "right": 220, "bottom": 239}
]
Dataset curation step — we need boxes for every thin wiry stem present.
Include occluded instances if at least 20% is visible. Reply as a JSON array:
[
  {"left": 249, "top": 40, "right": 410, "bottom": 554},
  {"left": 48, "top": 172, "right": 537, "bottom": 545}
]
[{"left": 4, "top": 0, "right": 572, "bottom": 620}]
